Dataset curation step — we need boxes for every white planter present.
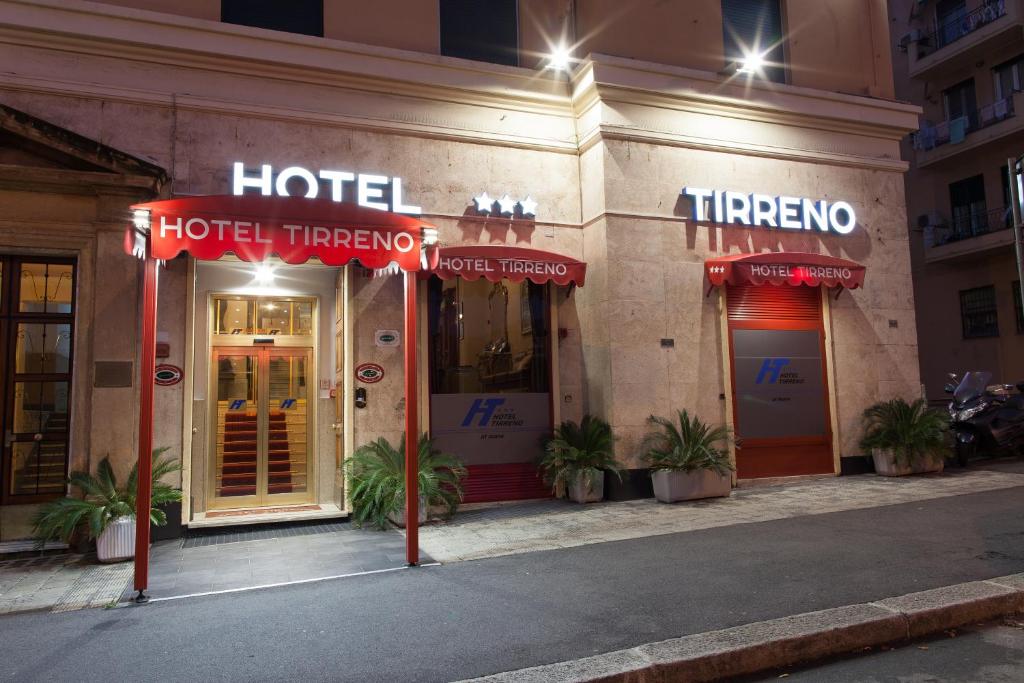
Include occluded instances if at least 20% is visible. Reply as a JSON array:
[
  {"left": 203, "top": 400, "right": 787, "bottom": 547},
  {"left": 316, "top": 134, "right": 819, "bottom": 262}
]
[
  {"left": 568, "top": 470, "right": 604, "bottom": 503},
  {"left": 872, "top": 448, "right": 944, "bottom": 477},
  {"left": 96, "top": 516, "right": 135, "bottom": 563},
  {"left": 651, "top": 469, "right": 732, "bottom": 503},
  {"left": 387, "top": 496, "right": 427, "bottom": 528}
]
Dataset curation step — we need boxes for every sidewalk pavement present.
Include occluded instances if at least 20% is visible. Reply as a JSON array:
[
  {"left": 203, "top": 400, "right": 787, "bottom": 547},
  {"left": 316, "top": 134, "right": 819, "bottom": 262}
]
[
  {"left": 415, "top": 466, "right": 1024, "bottom": 562},
  {"left": 1, "top": 480, "right": 1023, "bottom": 682},
  {"left": 1, "top": 462, "right": 1023, "bottom": 616}
]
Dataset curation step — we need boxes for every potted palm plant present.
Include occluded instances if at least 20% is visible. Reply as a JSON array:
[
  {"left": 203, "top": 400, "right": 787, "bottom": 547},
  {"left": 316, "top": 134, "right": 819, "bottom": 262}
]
[
  {"left": 643, "top": 410, "right": 734, "bottom": 503},
  {"left": 32, "top": 448, "right": 181, "bottom": 562},
  {"left": 860, "top": 398, "right": 947, "bottom": 476},
  {"left": 540, "top": 415, "right": 621, "bottom": 503},
  {"left": 347, "top": 433, "right": 466, "bottom": 530}
]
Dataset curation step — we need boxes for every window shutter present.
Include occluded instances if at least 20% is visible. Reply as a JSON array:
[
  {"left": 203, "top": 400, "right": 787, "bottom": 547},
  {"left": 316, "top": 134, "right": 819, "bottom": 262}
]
[
  {"left": 727, "top": 283, "right": 821, "bottom": 322},
  {"left": 721, "top": 0, "right": 785, "bottom": 82}
]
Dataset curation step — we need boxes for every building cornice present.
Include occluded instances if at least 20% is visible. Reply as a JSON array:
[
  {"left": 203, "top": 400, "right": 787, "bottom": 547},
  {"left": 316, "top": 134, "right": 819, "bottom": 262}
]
[{"left": 0, "top": 0, "right": 919, "bottom": 170}]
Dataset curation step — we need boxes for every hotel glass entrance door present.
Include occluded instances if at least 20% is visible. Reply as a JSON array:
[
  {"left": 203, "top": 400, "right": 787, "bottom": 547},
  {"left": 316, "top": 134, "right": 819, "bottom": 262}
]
[{"left": 212, "top": 346, "right": 312, "bottom": 508}]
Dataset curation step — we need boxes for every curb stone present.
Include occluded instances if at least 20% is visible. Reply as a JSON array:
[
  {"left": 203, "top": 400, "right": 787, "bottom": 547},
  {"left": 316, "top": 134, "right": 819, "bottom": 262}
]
[{"left": 460, "top": 573, "right": 1024, "bottom": 683}]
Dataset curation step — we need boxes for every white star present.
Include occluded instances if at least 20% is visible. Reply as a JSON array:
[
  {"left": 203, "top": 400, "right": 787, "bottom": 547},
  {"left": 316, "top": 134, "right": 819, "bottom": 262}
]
[
  {"left": 473, "top": 192, "right": 494, "bottom": 214},
  {"left": 497, "top": 194, "right": 517, "bottom": 215},
  {"left": 518, "top": 196, "right": 538, "bottom": 217}
]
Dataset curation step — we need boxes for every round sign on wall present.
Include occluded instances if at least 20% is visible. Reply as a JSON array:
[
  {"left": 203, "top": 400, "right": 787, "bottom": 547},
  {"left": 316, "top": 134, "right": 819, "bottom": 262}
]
[
  {"left": 154, "top": 364, "right": 183, "bottom": 386},
  {"left": 355, "top": 362, "right": 385, "bottom": 384}
]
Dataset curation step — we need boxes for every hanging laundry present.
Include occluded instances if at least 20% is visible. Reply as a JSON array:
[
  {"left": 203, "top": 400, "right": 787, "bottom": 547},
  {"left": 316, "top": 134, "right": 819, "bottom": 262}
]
[{"left": 949, "top": 116, "right": 968, "bottom": 143}]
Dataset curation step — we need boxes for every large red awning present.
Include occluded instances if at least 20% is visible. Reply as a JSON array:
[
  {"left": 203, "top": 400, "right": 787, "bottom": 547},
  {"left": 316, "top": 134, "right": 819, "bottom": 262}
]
[
  {"left": 705, "top": 251, "right": 866, "bottom": 289},
  {"left": 427, "top": 245, "right": 586, "bottom": 286},
  {"left": 125, "top": 194, "right": 431, "bottom": 271}
]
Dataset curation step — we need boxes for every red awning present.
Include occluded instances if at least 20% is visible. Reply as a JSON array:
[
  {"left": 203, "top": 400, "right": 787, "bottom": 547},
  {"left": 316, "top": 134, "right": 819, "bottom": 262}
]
[
  {"left": 705, "top": 251, "right": 866, "bottom": 289},
  {"left": 427, "top": 245, "right": 586, "bottom": 286},
  {"left": 125, "top": 194, "right": 431, "bottom": 271}
]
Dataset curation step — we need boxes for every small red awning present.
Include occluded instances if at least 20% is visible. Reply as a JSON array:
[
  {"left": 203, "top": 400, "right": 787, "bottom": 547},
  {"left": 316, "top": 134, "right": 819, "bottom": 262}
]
[
  {"left": 427, "top": 245, "right": 586, "bottom": 286},
  {"left": 125, "top": 194, "right": 431, "bottom": 271},
  {"left": 705, "top": 251, "right": 865, "bottom": 289}
]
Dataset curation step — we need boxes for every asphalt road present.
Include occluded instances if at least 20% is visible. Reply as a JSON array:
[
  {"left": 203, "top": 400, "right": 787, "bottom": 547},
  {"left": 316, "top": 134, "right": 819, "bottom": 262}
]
[
  {"left": 2, "top": 483, "right": 1024, "bottom": 682},
  {"left": 752, "top": 617, "right": 1024, "bottom": 681}
]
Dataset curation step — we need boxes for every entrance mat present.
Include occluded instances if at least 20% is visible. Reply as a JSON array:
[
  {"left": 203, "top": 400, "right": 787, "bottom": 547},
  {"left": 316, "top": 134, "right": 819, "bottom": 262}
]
[
  {"left": 182, "top": 520, "right": 350, "bottom": 548},
  {"left": 205, "top": 505, "right": 321, "bottom": 518}
]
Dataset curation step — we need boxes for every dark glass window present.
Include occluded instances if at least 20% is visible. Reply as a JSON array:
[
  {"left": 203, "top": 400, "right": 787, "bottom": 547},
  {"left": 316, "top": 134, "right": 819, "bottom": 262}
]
[
  {"left": 949, "top": 175, "right": 988, "bottom": 239},
  {"left": 1014, "top": 282, "right": 1024, "bottom": 334},
  {"left": 960, "top": 285, "right": 999, "bottom": 339},
  {"left": 993, "top": 54, "right": 1024, "bottom": 99},
  {"left": 221, "top": 0, "right": 323, "bottom": 38},
  {"left": 943, "top": 78, "right": 978, "bottom": 129},
  {"left": 936, "top": 0, "right": 967, "bottom": 47},
  {"left": 440, "top": 0, "right": 518, "bottom": 67},
  {"left": 721, "top": 0, "right": 786, "bottom": 83}
]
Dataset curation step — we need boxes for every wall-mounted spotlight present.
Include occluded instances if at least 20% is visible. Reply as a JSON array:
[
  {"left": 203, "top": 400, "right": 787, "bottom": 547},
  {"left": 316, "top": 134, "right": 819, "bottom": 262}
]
[
  {"left": 132, "top": 208, "right": 151, "bottom": 230},
  {"left": 546, "top": 44, "right": 572, "bottom": 71},
  {"left": 254, "top": 263, "right": 275, "bottom": 286},
  {"left": 422, "top": 226, "right": 439, "bottom": 246}
]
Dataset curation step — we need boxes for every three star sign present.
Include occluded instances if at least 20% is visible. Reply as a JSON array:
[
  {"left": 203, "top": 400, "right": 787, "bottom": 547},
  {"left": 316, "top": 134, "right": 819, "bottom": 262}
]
[{"left": 473, "top": 192, "right": 538, "bottom": 217}]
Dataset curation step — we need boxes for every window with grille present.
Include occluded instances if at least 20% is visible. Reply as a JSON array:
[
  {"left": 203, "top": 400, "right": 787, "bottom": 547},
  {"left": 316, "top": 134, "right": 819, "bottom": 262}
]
[
  {"left": 721, "top": 0, "right": 786, "bottom": 83},
  {"left": 1014, "top": 281, "right": 1023, "bottom": 334},
  {"left": 440, "top": 0, "right": 519, "bottom": 67},
  {"left": 960, "top": 285, "right": 999, "bottom": 338}
]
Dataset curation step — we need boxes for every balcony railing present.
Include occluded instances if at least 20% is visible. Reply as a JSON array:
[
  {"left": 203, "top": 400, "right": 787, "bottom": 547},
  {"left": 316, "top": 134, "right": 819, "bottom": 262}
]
[
  {"left": 912, "top": 94, "right": 1016, "bottom": 150},
  {"left": 925, "top": 206, "right": 1014, "bottom": 248},
  {"left": 919, "top": 0, "right": 1007, "bottom": 55}
]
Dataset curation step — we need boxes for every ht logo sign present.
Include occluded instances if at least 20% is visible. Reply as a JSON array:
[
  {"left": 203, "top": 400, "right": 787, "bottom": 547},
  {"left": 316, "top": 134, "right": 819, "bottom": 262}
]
[
  {"left": 756, "top": 358, "right": 791, "bottom": 384},
  {"left": 462, "top": 398, "right": 506, "bottom": 427}
]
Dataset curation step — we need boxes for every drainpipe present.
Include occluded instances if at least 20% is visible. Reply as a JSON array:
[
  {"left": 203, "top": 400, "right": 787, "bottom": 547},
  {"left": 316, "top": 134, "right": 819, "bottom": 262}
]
[{"left": 1009, "top": 157, "right": 1024, "bottom": 329}]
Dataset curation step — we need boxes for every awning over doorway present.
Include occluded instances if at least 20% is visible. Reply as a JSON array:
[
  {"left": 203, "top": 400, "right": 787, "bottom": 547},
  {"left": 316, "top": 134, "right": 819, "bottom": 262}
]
[
  {"left": 705, "top": 251, "right": 865, "bottom": 289},
  {"left": 125, "top": 194, "right": 432, "bottom": 271},
  {"left": 426, "top": 245, "right": 586, "bottom": 286}
]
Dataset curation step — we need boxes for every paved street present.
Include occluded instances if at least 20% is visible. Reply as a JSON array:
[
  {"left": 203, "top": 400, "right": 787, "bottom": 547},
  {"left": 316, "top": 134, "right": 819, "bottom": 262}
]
[
  {"left": 752, "top": 617, "right": 1024, "bottom": 682},
  {"left": 1, "top": 480, "right": 1023, "bottom": 682}
]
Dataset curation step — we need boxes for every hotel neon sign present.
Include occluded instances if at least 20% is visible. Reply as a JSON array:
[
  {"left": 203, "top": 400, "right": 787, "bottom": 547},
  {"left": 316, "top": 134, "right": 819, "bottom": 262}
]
[{"left": 682, "top": 187, "right": 857, "bottom": 235}]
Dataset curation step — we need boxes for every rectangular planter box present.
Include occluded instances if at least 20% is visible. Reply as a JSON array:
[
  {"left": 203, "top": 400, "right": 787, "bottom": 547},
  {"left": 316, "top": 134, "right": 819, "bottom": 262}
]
[
  {"left": 872, "top": 449, "right": 944, "bottom": 477},
  {"left": 568, "top": 471, "right": 604, "bottom": 503},
  {"left": 651, "top": 469, "right": 731, "bottom": 503}
]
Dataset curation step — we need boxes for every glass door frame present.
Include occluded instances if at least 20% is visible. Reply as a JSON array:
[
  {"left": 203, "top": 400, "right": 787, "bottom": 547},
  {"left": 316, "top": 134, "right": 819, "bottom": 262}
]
[
  {"left": 207, "top": 293, "right": 318, "bottom": 510},
  {"left": 1, "top": 256, "right": 77, "bottom": 506}
]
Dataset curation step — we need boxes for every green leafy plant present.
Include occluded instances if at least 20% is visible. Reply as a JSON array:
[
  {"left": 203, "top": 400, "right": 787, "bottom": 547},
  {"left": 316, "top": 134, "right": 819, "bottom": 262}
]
[
  {"left": 539, "top": 415, "right": 621, "bottom": 498},
  {"left": 859, "top": 398, "right": 948, "bottom": 467},
  {"left": 642, "top": 410, "right": 735, "bottom": 476},
  {"left": 32, "top": 448, "right": 182, "bottom": 546},
  {"left": 347, "top": 434, "right": 467, "bottom": 530}
]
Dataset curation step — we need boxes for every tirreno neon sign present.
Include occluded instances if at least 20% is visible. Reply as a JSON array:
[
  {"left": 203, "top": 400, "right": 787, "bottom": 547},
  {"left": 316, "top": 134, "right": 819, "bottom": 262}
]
[
  {"left": 682, "top": 187, "right": 857, "bottom": 235},
  {"left": 232, "top": 162, "right": 421, "bottom": 215}
]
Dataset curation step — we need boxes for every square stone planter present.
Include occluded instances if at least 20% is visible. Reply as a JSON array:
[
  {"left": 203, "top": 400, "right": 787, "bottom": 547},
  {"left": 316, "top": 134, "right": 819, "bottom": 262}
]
[
  {"left": 651, "top": 469, "right": 732, "bottom": 503},
  {"left": 872, "top": 448, "right": 944, "bottom": 477},
  {"left": 568, "top": 470, "right": 604, "bottom": 503}
]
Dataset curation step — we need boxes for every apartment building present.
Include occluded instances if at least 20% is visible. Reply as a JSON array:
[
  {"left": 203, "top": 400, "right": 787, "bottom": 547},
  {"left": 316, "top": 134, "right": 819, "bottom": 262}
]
[
  {"left": 891, "top": 0, "right": 1024, "bottom": 398},
  {"left": 0, "top": 0, "right": 918, "bottom": 541}
]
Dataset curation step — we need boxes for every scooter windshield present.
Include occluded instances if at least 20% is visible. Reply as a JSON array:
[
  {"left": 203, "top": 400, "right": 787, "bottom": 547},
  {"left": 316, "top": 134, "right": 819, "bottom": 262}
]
[{"left": 954, "top": 371, "right": 992, "bottom": 403}]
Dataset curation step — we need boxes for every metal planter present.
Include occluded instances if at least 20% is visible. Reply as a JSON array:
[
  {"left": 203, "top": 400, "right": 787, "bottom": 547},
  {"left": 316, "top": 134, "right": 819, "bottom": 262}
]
[
  {"left": 96, "top": 516, "right": 135, "bottom": 563},
  {"left": 651, "top": 469, "right": 732, "bottom": 503}
]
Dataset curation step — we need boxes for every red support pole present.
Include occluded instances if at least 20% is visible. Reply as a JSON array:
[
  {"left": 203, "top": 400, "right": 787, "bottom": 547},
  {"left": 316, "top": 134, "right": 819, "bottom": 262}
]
[
  {"left": 404, "top": 270, "right": 419, "bottom": 566},
  {"left": 133, "top": 241, "right": 158, "bottom": 601}
]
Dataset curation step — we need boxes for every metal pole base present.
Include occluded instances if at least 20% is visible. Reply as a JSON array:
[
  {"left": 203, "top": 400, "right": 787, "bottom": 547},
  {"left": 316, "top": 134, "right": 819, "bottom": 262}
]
[
  {"left": 134, "top": 590, "right": 149, "bottom": 604},
  {"left": 407, "top": 562, "right": 418, "bottom": 568}
]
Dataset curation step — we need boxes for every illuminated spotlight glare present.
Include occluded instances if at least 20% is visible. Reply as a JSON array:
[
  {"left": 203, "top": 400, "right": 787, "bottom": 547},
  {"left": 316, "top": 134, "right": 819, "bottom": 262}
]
[
  {"left": 422, "top": 227, "right": 439, "bottom": 245},
  {"left": 737, "top": 51, "right": 765, "bottom": 75},
  {"left": 547, "top": 45, "right": 571, "bottom": 71},
  {"left": 254, "top": 264, "right": 275, "bottom": 286}
]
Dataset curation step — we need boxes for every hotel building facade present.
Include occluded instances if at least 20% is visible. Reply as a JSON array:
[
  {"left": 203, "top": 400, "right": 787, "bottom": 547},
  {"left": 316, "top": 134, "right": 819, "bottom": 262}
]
[{"left": 0, "top": 0, "right": 920, "bottom": 540}]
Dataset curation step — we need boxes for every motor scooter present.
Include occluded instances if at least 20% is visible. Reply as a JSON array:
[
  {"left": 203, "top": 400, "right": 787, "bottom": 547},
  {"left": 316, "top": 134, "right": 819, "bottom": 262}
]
[{"left": 944, "top": 371, "right": 1024, "bottom": 466}]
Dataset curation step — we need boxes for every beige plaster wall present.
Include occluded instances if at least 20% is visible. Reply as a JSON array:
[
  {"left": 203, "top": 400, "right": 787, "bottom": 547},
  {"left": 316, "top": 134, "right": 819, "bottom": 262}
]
[
  {"left": 592, "top": 139, "right": 920, "bottom": 466},
  {"left": 0, "top": 182, "right": 155, "bottom": 539}
]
